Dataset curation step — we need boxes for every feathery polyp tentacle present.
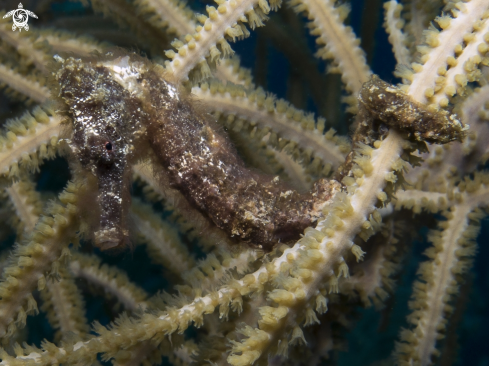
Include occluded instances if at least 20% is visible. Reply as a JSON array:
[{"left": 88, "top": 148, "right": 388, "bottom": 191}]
[
  {"left": 165, "top": 0, "right": 280, "bottom": 81},
  {"left": 402, "top": 0, "right": 489, "bottom": 108},
  {"left": 0, "top": 179, "right": 86, "bottom": 338},
  {"left": 192, "top": 81, "right": 349, "bottom": 173},
  {"left": 289, "top": 0, "right": 370, "bottom": 111},
  {"left": 396, "top": 177, "right": 489, "bottom": 366},
  {"left": 0, "top": 105, "right": 62, "bottom": 182},
  {"left": 383, "top": 1, "right": 411, "bottom": 66}
]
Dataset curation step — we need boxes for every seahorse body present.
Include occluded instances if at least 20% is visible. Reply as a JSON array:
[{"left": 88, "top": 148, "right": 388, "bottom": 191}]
[{"left": 55, "top": 52, "right": 341, "bottom": 250}]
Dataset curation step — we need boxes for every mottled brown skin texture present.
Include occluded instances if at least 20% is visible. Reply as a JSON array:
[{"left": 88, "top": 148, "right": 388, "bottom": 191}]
[
  {"left": 55, "top": 55, "right": 147, "bottom": 249},
  {"left": 140, "top": 69, "right": 340, "bottom": 250},
  {"left": 55, "top": 53, "right": 341, "bottom": 251},
  {"left": 358, "top": 76, "right": 467, "bottom": 144},
  {"left": 336, "top": 76, "right": 467, "bottom": 182}
]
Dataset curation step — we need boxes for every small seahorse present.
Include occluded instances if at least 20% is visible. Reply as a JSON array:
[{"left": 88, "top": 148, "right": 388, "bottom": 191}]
[{"left": 54, "top": 51, "right": 341, "bottom": 251}]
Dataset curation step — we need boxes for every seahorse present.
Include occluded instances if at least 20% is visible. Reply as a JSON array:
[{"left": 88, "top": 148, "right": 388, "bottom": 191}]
[{"left": 54, "top": 51, "right": 342, "bottom": 251}]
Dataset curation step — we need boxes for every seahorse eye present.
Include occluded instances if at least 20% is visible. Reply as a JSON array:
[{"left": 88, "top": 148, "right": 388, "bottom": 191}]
[{"left": 105, "top": 141, "right": 112, "bottom": 151}]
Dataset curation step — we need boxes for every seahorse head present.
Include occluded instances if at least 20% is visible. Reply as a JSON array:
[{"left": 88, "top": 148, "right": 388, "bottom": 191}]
[{"left": 54, "top": 52, "right": 148, "bottom": 249}]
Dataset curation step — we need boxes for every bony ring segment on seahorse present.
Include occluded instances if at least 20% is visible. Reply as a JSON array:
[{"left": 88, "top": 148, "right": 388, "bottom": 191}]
[
  {"left": 54, "top": 52, "right": 467, "bottom": 251},
  {"left": 54, "top": 51, "right": 342, "bottom": 251}
]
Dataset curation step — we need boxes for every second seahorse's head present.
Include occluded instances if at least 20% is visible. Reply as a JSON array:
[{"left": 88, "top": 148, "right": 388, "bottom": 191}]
[{"left": 53, "top": 52, "right": 149, "bottom": 250}]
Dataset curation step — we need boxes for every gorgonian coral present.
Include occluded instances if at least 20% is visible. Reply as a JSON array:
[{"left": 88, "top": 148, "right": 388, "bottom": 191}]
[{"left": 0, "top": 0, "right": 488, "bottom": 365}]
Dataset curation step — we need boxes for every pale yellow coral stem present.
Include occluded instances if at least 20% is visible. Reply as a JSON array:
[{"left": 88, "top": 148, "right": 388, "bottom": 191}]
[
  {"left": 0, "top": 64, "right": 50, "bottom": 104},
  {"left": 384, "top": 0, "right": 411, "bottom": 66},
  {"left": 272, "top": 149, "right": 312, "bottom": 190},
  {"left": 131, "top": 199, "right": 195, "bottom": 276},
  {"left": 0, "top": 112, "right": 62, "bottom": 179},
  {"left": 0, "top": 17, "right": 49, "bottom": 73},
  {"left": 42, "top": 269, "right": 89, "bottom": 342},
  {"left": 69, "top": 254, "right": 149, "bottom": 312},
  {"left": 167, "top": 0, "right": 274, "bottom": 81},
  {"left": 407, "top": 0, "right": 489, "bottom": 106},
  {"left": 228, "top": 131, "right": 405, "bottom": 365},
  {"left": 5, "top": 180, "right": 40, "bottom": 233},
  {"left": 394, "top": 189, "right": 448, "bottom": 213},
  {"left": 397, "top": 184, "right": 489, "bottom": 366},
  {"left": 291, "top": 0, "right": 370, "bottom": 94},
  {"left": 135, "top": 0, "right": 196, "bottom": 35},
  {"left": 0, "top": 180, "right": 84, "bottom": 338},
  {"left": 193, "top": 85, "right": 347, "bottom": 168},
  {"left": 39, "top": 33, "right": 105, "bottom": 56}
]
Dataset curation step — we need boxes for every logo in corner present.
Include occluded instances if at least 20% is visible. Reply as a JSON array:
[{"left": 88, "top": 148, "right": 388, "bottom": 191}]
[{"left": 2, "top": 3, "right": 37, "bottom": 32}]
